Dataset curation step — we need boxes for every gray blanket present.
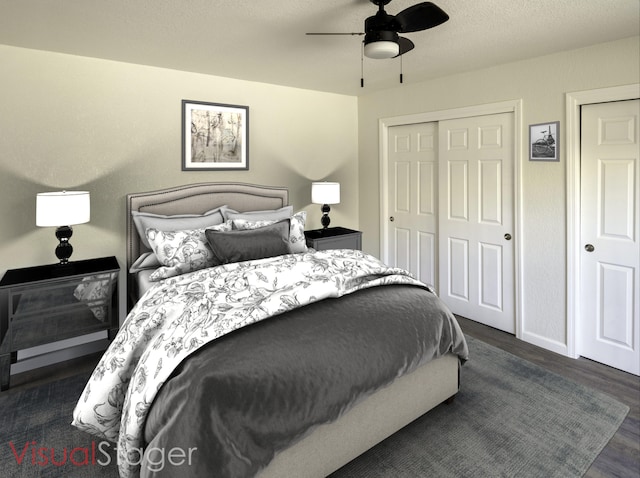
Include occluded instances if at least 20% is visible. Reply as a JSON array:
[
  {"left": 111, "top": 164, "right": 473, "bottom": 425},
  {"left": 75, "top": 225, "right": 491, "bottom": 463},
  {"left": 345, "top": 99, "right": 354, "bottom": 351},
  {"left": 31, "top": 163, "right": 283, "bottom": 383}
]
[{"left": 142, "top": 284, "right": 468, "bottom": 477}]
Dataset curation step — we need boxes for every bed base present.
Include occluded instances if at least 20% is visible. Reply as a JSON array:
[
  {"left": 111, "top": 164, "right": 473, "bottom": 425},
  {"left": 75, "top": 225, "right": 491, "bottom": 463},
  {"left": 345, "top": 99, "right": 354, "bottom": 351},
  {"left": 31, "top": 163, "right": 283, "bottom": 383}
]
[{"left": 258, "top": 353, "right": 459, "bottom": 478}]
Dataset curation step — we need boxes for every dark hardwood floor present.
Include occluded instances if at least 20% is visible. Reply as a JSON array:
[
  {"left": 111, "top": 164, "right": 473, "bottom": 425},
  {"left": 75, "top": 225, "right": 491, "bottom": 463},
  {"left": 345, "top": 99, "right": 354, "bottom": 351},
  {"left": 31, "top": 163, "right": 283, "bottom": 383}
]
[
  {"left": 456, "top": 316, "right": 640, "bottom": 478},
  {"left": 5, "top": 317, "right": 640, "bottom": 477}
]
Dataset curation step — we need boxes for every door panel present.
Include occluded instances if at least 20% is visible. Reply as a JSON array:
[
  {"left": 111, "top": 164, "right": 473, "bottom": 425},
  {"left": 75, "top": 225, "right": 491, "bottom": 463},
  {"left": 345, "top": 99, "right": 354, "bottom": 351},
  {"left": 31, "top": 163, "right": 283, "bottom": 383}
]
[
  {"left": 448, "top": 161, "right": 469, "bottom": 221},
  {"left": 438, "top": 113, "right": 515, "bottom": 333},
  {"left": 479, "top": 242, "right": 503, "bottom": 310},
  {"left": 417, "top": 232, "right": 436, "bottom": 287},
  {"left": 580, "top": 99, "right": 639, "bottom": 375},
  {"left": 449, "top": 238, "right": 469, "bottom": 300},
  {"left": 394, "top": 161, "right": 411, "bottom": 213},
  {"left": 418, "top": 161, "right": 436, "bottom": 215},
  {"left": 394, "top": 227, "right": 410, "bottom": 272},
  {"left": 479, "top": 160, "right": 502, "bottom": 224},
  {"left": 387, "top": 123, "right": 438, "bottom": 289}
]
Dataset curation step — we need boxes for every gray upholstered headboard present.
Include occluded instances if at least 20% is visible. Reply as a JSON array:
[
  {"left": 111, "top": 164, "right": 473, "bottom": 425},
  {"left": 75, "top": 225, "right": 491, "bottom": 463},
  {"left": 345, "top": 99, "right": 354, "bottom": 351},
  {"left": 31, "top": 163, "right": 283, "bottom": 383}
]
[{"left": 126, "top": 182, "right": 289, "bottom": 304}]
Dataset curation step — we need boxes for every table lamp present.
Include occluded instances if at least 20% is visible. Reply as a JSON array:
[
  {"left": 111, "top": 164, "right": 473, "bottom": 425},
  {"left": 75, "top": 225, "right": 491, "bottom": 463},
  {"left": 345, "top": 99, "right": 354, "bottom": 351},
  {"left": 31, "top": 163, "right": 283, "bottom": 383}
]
[
  {"left": 36, "top": 190, "right": 90, "bottom": 264},
  {"left": 311, "top": 182, "right": 340, "bottom": 229}
]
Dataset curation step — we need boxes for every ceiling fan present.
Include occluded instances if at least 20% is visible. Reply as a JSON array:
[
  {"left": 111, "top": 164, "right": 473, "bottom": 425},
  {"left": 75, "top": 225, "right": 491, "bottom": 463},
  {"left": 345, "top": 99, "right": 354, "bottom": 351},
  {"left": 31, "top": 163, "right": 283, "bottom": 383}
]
[{"left": 306, "top": 0, "right": 449, "bottom": 60}]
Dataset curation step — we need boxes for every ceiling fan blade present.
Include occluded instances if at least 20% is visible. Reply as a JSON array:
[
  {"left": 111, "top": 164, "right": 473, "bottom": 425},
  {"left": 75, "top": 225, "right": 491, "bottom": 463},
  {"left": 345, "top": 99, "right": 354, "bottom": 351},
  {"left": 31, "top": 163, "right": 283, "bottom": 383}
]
[
  {"left": 306, "top": 32, "right": 364, "bottom": 36},
  {"left": 395, "top": 36, "right": 415, "bottom": 57},
  {"left": 395, "top": 2, "right": 449, "bottom": 33}
]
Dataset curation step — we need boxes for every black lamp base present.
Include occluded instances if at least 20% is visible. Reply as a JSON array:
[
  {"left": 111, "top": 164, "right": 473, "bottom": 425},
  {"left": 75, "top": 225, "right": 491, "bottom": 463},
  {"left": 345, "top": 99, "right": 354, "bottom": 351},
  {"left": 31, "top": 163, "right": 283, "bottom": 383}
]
[
  {"left": 54, "top": 225, "right": 74, "bottom": 264},
  {"left": 320, "top": 204, "right": 331, "bottom": 229}
]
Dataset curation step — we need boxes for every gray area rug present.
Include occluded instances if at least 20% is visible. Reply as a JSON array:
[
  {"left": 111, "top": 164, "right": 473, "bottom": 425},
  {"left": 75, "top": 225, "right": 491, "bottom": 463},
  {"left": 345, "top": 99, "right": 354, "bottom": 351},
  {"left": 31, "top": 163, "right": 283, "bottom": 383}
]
[
  {"left": 0, "top": 336, "right": 628, "bottom": 477},
  {"left": 331, "top": 335, "right": 629, "bottom": 477}
]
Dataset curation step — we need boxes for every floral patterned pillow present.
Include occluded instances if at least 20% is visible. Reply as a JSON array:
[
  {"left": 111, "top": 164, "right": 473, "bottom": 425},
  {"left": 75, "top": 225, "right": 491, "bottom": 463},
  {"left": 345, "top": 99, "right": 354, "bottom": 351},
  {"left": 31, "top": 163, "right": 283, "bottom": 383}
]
[
  {"left": 232, "top": 211, "right": 307, "bottom": 253},
  {"left": 146, "top": 222, "right": 232, "bottom": 281}
]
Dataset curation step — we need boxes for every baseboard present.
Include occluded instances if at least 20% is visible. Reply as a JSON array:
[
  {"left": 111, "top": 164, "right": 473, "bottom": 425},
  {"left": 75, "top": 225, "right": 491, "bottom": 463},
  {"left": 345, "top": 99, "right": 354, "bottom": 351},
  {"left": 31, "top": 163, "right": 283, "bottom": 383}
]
[{"left": 521, "top": 330, "right": 568, "bottom": 357}]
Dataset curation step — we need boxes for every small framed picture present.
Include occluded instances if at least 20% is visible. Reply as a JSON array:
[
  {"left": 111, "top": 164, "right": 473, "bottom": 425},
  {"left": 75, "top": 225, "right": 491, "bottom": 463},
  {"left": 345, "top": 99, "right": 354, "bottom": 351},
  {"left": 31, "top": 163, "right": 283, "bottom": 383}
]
[
  {"left": 529, "top": 121, "right": 559, "bottom": 161},
  {"left": 182, "top": 100, "right": 249, "bottom": 170}
]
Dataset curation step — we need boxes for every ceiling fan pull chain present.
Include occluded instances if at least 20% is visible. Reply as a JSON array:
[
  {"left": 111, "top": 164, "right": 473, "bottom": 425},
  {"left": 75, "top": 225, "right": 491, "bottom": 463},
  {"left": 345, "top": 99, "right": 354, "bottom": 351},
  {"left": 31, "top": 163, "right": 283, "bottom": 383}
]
[
  {"left": 361, "top": 42, "right": 365, "bottom": 87},
  {"left": 400, "top": 54, "right": 403, "bottom": 84}
]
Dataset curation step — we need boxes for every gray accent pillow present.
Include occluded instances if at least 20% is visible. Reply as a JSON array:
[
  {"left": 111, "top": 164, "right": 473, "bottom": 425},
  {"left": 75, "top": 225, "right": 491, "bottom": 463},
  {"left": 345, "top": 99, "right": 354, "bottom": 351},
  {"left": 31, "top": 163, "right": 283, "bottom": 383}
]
[
  {"left": 133, "top": 207, "right": 226, "bottom": 248},
  {"left": 232, "top": 211, "right": 308, "bottom": 253},
  {"left": 205, "top": 219, "right": 292, "bottom": 264}
]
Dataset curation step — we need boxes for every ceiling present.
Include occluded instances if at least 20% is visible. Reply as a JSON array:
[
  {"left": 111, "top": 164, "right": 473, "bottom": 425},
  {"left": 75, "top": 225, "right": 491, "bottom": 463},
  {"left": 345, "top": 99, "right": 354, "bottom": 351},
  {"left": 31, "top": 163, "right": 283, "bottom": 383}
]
[{"left": 1, "top": 0, "right": 638, "bottom": 96}]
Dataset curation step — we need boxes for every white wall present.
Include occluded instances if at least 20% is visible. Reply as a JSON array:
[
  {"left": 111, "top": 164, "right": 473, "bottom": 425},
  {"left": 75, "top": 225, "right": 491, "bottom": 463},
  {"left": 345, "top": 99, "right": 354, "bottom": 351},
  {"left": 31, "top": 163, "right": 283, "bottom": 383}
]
[
  {"left": 0, "top": 45, "right": 359, "bottom": 276},
  {"left": 357, "top": 36, "right": 640, "bottom": 351},
  {"left": 0, "top": 45, "right": 359, "bottom": 370}
]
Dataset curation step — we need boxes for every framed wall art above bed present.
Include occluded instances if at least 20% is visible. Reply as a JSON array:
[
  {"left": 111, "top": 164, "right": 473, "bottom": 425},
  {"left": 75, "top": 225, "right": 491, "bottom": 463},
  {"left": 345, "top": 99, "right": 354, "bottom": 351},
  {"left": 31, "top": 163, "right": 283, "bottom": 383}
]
[{"left": 182, "top": 100, "right": 249, "bottom": 171}]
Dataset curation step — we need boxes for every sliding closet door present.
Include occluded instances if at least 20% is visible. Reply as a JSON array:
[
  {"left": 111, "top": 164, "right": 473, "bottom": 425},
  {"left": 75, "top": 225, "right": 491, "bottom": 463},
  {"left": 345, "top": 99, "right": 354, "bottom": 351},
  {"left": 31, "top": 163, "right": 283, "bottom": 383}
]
[
  {"left": 386, "top": 122, "right": 438, "bottom": 289},
  {"left": 438, "top": 113, "right": 515, "bottom": 333}
]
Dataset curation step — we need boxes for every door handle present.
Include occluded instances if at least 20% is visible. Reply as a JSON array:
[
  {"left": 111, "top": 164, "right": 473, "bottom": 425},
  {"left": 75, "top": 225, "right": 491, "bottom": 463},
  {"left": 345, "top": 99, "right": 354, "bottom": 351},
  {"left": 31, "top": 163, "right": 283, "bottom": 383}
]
[
  {"left": 585, "top": 244, "right": 595, "bottom": 252},
  {"left": 389, "top": 216, "right": 395, "bottom": 222},
  {"left": 504, "top": 233, "right": 512, "bottom": 241}
]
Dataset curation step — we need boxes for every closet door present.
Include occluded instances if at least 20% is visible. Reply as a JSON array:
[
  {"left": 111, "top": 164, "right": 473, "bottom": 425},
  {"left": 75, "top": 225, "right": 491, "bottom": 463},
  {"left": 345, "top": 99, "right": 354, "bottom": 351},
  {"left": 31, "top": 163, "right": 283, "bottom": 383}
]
[
  {"left": 580, "top": 99, "right": 639, "bottom": 375},
  {"left": 386, "top": 122, "right": 438, "bottom": 289},
  {"left": 438, "top": 113, "right": 515, "bottom": 333}
]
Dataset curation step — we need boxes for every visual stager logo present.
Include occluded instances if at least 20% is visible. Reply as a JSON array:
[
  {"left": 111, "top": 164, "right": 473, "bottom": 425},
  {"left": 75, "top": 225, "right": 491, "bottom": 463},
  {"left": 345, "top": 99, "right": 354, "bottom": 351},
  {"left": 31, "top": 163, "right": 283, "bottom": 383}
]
[
  {"left": 9, "top": 440, "right": 114, "bottom": 467},
  {"left": 8, "top": 440, "right": 198, "bottom": 472}
]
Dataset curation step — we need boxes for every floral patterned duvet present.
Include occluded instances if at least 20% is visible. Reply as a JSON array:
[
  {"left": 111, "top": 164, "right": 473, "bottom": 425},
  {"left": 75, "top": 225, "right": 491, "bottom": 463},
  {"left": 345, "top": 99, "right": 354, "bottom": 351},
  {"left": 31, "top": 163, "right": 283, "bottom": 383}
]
[{"left": 71, "top": 249, "right": 444, "bottom": 478}]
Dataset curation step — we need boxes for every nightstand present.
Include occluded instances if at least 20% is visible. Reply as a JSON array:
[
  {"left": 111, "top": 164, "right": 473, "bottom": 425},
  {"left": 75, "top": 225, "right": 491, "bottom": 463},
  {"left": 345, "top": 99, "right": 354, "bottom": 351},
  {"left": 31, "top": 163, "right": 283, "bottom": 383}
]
[
  {"left": 305, "top": 227, "right": 362, "bottom": 251},
  {"left": 0, "top": 256, "right": 119, "bottom": 391}
]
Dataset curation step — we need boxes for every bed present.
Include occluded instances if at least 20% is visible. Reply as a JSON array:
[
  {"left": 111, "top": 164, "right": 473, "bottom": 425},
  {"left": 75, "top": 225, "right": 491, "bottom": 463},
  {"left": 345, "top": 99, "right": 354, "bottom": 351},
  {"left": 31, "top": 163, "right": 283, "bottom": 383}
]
[{"left": 72, "top": 182, "right": 468, "bottom": 478}]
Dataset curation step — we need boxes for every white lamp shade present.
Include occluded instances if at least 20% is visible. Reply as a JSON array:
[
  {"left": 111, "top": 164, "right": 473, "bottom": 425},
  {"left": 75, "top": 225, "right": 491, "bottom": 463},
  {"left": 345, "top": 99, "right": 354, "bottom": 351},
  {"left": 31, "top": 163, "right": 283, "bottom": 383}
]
[
  {"left": 364, "top": 41, "right": 399, "bottom": 59},
  {"left": 36, "top": 191, "right": 91, "bottom": 227},
  {"left": 312, "top": 182, "right": 340, "bottom": 205}
]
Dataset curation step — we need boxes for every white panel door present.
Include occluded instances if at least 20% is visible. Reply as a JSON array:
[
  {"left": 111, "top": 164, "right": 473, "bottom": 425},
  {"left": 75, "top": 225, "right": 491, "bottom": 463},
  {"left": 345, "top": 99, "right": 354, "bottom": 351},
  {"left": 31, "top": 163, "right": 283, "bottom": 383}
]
[
  {"left": 580, "top": 99, "right": 639, "bottom": 375},
  {"left": 387, "top": 122, "right": 438, "bottom": 289},
  {"left": 438, "top": 113, "right": 515, "bottom": 333}
]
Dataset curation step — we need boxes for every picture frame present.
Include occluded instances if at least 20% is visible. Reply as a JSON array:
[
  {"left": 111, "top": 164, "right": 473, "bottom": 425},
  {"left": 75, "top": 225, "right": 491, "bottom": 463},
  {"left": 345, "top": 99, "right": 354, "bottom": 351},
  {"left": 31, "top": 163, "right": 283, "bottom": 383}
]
[
  {"left": 529, "top": 121, "right": 559, "bottom": 161},
  {"left": 182, "top": 100, "right": 249, "bottom": 170}
]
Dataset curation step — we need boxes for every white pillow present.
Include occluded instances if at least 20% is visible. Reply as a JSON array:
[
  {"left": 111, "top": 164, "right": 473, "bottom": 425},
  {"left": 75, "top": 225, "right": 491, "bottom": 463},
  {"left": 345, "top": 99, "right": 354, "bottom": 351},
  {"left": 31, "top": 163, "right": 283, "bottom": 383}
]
[
  {"left": 232, "top": 211, "right": 307, "bottom": 253},
  {"left": 129, "top": 252, "right": 162, "bottom": 273},
  {"left": 288, "top": 211, "right": 307, "bottom": 253},
  {"left": 223, "top": 205, "right": 293, "bottom": 222}
]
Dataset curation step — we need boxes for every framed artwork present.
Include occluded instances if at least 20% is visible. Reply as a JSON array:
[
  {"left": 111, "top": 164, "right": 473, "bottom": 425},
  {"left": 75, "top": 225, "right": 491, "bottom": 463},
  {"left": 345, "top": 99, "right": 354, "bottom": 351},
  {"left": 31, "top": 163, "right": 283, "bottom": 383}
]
[
  {"left": 529, "top": 121, "right": 559, "bottom": 161},
  {"left": 182, "top": 100, "right": 249, "bottom": 170}
]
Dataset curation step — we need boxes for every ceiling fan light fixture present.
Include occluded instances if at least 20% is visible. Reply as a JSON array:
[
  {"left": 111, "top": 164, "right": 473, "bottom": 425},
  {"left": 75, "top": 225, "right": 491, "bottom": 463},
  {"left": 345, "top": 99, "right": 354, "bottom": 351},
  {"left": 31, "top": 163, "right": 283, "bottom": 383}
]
[
  {"left": 364, "top": 40, "right": 399, "bottom": 59},
  {"left": 364, "top": 30, "right": 400, "bottom": 59}
]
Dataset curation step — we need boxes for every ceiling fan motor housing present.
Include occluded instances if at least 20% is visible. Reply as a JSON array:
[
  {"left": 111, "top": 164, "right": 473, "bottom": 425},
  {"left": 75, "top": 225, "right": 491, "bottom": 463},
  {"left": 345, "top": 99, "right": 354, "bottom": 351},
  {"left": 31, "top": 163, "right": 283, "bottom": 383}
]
[
  {"left": 364, "top": 29, "right": 399, "bottom": 45},
  {"left": 365, "top": 10, "right": 401, "bottom": 35}
]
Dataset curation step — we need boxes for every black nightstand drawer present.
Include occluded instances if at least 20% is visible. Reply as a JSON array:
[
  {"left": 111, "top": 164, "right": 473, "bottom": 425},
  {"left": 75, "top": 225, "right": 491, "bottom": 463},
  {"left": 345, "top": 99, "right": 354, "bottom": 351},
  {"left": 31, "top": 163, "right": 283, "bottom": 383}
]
[{"left": 305, "top": 227, "right": 362, "bottom": 251}]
